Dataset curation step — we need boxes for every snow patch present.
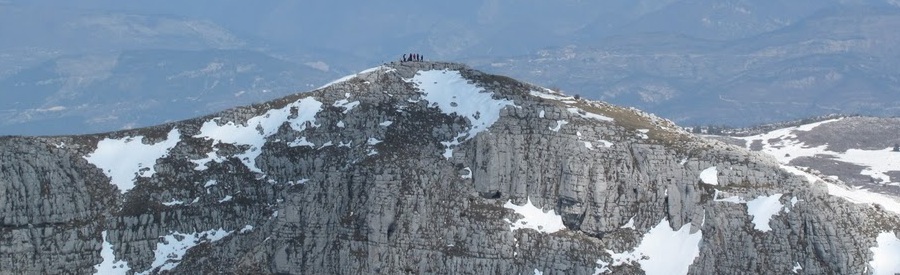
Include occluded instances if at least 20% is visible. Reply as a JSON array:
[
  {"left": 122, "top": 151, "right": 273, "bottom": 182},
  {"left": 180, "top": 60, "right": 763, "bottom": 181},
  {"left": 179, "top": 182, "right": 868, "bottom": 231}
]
[
  {"left": 94, "top": 231, "right": 131, "bottom": 275},
  {"left": 84, "top": 128, "right": 181, "bottom": 193},
  {"left": 600, "top": 218, "right": 702, "bottom": 275},
  {"left": 792, "top": 262, "right": 802, "bottom": 274},
  {"left": 137, "top": 228, "right": 232, "bottom": 275},
  {"left": 636, "top": 129, "right": 649, "bottom": 139},
  {"left": 699, "top": 166, "right": 718, "bottom": 185},
  {"left": 332, "top": 99, "right": 360, "bottom": 114},
  {"left": 620, "top": 216, "right": 636, "bottom": 229},
  {"left": 713, "top": 190, "right": 746, "bottom": 203},
  {"left": 288, "top": 136, "right": 315, "bottom": 147},
  {"left": 203, "top": 180, "right": 217, "bottom": 188},
  {"left": 503, "top": 197, "right": 566, "bottom": 234},
  {"left": 530, "top": 90, "right": 575, "bottom": 101},
  {"left": 367, "top": 138, "right": 382, "bottom": 145},
  {"left": 539, "top": 110, "right": 545, "bottom": 118},
  {"left": 405, "top": 69, "right": 517, "bottom": 157},
  {"left": 193, "top": 97, "right": 322, "bottom": 173},
  {"left": 745, "top": 194, "right": 784, "bottom": 232},
  {"left": 240, "top": 225, "right": 254, "bottom": 234},
  {"left": 379, "top": 121, "right": 393, "bottom": 127},
  {"left": 218, "top": 195, "right": 233, "bottom": 203},
  {"left": 550, "top": 120, "right": 568, "bottom": 132},
  {"left": 869, "top": 232, "right": 900, "bottom": 275},
  {"left": 461, "top": 167, "right": 473, "bottom": 179}
]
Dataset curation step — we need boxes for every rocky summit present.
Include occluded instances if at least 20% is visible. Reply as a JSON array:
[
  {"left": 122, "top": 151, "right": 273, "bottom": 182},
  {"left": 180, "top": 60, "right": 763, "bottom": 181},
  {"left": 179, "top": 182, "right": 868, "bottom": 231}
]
[{"left": 1, "top": 61, "right": 899, "bottom": 274}]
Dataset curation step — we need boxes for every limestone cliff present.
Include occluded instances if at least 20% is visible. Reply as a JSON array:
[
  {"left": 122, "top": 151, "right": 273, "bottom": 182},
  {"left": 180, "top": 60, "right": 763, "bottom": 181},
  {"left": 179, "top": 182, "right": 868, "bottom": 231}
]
[{"left": 1, "top": 62, "right": 899, "bottom": 274}]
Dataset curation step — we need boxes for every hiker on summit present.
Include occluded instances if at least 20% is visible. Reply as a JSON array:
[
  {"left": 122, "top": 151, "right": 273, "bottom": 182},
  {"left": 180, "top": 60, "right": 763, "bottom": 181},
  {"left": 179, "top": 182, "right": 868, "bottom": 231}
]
[{"left": 401, "top": 53, "right": 425, "bottom": 62}]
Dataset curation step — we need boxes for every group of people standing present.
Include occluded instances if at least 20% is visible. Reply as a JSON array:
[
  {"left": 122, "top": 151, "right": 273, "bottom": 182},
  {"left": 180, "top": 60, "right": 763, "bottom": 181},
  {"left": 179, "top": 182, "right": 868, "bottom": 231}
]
[{"left": 402, "top": 53, "right": 423, "bottom": 62}]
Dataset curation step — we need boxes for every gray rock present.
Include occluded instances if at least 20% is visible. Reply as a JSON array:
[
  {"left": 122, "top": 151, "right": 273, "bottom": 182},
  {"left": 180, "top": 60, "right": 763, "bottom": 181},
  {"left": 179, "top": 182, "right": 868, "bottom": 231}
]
[{"left": 0, "top": 62, "right": 898, "bottom": 274}]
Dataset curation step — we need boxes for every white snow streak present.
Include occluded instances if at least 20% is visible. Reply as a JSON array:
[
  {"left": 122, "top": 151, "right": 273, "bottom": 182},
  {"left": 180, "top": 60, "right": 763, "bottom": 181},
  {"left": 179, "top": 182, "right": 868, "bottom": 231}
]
[
  {"left": 567, "top": 107, "right": 613, "bottom": 121},
  {"left": 317, "top": 66, "right": 392, "bottom": 89},
  {"left": 162, "top": 200, "right": 184, "bottom": 206},
  {"left": 94, "top": 231, "right": 131, "bottom": 275}
]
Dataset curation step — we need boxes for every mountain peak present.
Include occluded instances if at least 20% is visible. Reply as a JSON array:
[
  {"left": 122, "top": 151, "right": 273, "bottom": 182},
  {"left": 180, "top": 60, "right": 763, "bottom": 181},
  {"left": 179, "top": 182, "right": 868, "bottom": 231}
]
[{"left": 2, "top": 61, "right": 900, "bottom": 274}]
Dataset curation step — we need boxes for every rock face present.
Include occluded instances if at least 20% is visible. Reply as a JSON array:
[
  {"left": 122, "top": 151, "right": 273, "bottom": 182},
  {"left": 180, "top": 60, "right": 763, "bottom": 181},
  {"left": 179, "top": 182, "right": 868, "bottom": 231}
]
[{"left": 1, "top": 61, "right": 899, "bottom": 274}]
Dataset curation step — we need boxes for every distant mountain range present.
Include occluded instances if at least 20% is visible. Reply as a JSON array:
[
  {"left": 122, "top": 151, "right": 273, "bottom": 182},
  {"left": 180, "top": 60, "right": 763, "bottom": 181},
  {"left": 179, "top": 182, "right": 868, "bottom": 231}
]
[
  {"left": 468, "top": 5, "right": 900, "bottom": 127},
  {"left": 3, "top": 0, "right": 900, "bottom": 134},
  {"left": 0, "top": 50, "right": 337, "bottom": 135}
]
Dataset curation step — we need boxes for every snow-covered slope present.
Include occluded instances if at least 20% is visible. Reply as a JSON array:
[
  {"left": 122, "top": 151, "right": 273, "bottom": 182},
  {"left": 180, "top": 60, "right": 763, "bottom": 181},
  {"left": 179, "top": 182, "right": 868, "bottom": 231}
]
[{"left": 724, "top": 117, "right": 900, "bottom": 215}]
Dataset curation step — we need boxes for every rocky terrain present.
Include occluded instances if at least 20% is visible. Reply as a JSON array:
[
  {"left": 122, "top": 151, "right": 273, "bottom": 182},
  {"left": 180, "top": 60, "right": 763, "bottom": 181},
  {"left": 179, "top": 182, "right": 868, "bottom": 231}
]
[{"left": 1, "top": 62, "right": 899, "bottom": 274}]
